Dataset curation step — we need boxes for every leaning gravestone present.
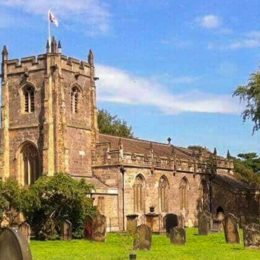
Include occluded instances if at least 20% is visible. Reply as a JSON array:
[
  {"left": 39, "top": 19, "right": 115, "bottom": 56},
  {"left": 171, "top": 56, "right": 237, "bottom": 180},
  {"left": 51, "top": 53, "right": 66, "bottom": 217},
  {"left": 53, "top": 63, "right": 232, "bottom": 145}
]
[
  {"left": 0, "top": 227, "right": 32, "bottom": 260},
  {"left": 198, "top": 211, "right": 211, "bottom": 235},
  {"left": 61, "top": 220, "right": 72, "bottom": 240},
  {"left": 224, "top": 213, "right": 240, "bottom": 243},
  {"left": 165, "top": 214, "right": 179, "bottom": 235},
  {"left": 19, "top": 222, "right": 31, "bottom": 243},
  {"left": 243, "top": 223, "right": 260, "bottom": 248},
  {"left": 169, "top": 227, "right": 186, "bottom": 245},
  {"left": 133, "top": 224, "right": 152, "bottom": 250},
  {"left": 92, "top": 213, "right": 106, "bottom": 242}
]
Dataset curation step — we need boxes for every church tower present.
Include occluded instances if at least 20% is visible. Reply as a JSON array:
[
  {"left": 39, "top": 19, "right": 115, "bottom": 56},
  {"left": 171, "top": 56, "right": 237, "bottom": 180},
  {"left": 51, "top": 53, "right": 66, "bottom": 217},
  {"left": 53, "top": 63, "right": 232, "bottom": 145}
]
[{"left": 0, "top": 38, "right": 99, "bottom": 184}]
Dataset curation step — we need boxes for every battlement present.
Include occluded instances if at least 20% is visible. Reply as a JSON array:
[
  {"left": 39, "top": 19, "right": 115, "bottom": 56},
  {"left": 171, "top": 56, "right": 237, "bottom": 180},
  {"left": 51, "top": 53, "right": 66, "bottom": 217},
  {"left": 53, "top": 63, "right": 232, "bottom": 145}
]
[
  {"left": 6, "top": 54, "right": 46, "bottom": 75},
  {"left": 60, "top": 55, "right": 91, "bottom": 75}
]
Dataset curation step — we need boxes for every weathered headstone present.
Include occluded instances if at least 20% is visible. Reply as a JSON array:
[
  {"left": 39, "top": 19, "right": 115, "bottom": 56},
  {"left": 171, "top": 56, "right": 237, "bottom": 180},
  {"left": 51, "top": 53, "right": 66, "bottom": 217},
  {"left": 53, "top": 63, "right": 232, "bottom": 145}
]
[
  {"left": 19, "top": 222, "right": 31, "bottom": 243},
  {"left": 92, "top": 213, "right": 106, "bottom": 242},
  {"left": 198, "top": 211, "right": 211, "bottom": 235},
  {"left": 133, "top": 224, "right": 152, "bottom": 250},
  {"left": 164, "top": 214, "right": 179, "bottom": 235},
  {"left": 84, "top": 215, "right": 93, "bottom": 239},
  {"left": 169, "top": 227, "right": 186, "bottom": 245},
  {"left": 126, "top": 214, "right": 138, "bottom": 235},
  {"left": 61, "top": 219, "right": 72, "bottom": 240},
  {"left": 0, "top": 227, "right": 32, "bottom": 260},
  {"left": 224, "top": 213, "right": 240, "bottom": 243},
  {"left": 243, "top": 223, "right": 260, "bottom": 248}
]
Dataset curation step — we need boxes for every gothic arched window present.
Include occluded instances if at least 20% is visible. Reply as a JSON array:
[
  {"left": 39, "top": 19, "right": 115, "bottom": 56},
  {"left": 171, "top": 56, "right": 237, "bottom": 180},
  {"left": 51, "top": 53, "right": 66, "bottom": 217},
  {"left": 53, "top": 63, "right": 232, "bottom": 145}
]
[
  {"left": 18, "top": 142, "right": 40, "bottom": 185},
  {"left": 179, "top": 177, "right": 189, "bottom": 210},
  {"left": 159, "top": 176, "right": 169, "bottom": 212},
  {"left": 71, "top": 86, "right": 80, "bottom": 113},
  {"left": 23, "top": 85, "right": 35, "bottom": 113},
  {"left": 133, "top": 174, "right": 145, "bottom": 212}
]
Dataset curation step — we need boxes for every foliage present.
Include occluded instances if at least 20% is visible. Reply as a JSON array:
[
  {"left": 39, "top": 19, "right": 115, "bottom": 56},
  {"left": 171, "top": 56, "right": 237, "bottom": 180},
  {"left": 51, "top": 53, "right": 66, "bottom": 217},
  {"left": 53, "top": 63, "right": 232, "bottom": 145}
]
[
  {"left": 23, "top": 173, "right": 95, "bottom": 240},
  {"left": 0, "top": 178, "right": 24, "bottom": 225},
  {"left": 233, "top": 152, "right": 260, "bottom": 185},
  {"left": 30, "top": 228, "right": 260, "bottom": 260},
  {"left": 233, "top": 70, "right": 260, "bottom": 132},
  {"left": 98, "top": 109, "right": 133, "bottom": 138}
]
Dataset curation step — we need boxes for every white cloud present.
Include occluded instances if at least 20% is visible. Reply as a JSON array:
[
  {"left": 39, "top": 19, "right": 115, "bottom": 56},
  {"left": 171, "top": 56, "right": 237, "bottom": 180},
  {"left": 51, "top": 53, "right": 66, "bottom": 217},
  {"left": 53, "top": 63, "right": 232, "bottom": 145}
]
[
  {"left": 96, "top": 64, "right": 241, "bottom": 115},
  {"left": 197, "top": 15, "right": 222, "bottom": 29},
  {"left": 0, "top": 0, "right": 110, "bottom": 34},
  {"left": 226, "top": 31, "right": 260, "bottom": 49}
]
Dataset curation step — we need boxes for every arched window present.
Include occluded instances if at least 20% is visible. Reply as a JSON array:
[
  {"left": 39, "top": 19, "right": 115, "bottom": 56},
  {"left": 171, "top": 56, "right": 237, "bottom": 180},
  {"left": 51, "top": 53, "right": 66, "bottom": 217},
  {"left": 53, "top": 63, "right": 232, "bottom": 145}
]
[
  {"left": 71, "top": 86, "right": 80, "bottom": 113},
  {"left": 200, "top": 179, "right": 209, "bottom": 210},
  {"left": 159, "top": 176, "right": 169, "bottom": 212},
  {"left": 23, "top": 85, "right": 35, "bottom": 113},
  {"left": 179, "top": 177, "right": 189, "bottom": 210},
  {"left": 18, "top": 142, "right": 40, "bottom": 185},
  {"left": 133, "top": 174, "right": 145, "bottom": 212}
]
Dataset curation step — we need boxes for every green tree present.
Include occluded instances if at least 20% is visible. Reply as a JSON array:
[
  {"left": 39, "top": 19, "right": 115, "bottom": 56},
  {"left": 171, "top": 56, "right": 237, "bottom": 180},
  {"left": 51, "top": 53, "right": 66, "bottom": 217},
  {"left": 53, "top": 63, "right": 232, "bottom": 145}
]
[
  {"left": 23, "top": 173, "right": 95, "bottom": 240},
  {"left": 233, "top": 70, "right": 260, "bottom": 132},
  {"left": 98, "top": 109, "right": 133, "bottom": 138},
  {"left": 0, "top": 178, "right": 24, "bottom": 225},
  {"left": 233, "top": 152, "right": 260, "bottom": 185}
]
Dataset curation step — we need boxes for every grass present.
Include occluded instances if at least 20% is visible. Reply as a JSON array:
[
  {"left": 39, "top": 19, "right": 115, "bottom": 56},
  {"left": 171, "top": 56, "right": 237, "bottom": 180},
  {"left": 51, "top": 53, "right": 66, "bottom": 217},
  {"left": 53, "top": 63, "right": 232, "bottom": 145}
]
[{"left": 31, "top": 228, "right": 260, "bottom": 260}]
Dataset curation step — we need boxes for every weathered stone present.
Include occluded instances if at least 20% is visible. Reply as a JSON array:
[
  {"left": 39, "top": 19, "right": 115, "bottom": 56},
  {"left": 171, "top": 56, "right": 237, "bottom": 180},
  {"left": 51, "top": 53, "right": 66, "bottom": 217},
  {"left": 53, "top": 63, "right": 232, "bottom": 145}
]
[
  {"left": 224, "top": 213, "right": 240, "bottom": 243},
  {"left": 164, "top": 214, "right": 179, "bottom": 235},
  {"left": 243, "top": 223, "right": 260, "bottom": 248},
  {"left": 92, "top": 214, "right": 106, "bottom": 242},
  {"left": 18, "top": 222, "right": 31, "bottom": 243},
  {"left": 61, "top": 219, "right": 72, "bottom": 240},
  {"left": 126, "top": 214, "right": 138, "bottom": 235},
  {"left": 0, "top": 227, "right": 32, "bottom": 260},
  {"left": 198, "top": 211, "right": 211, "bottom": 235},
  {"left": 133, "top": 224, "right": 152, "bottom": 250},
  {"left": 169, "top": 227, "right": 186, "bottom": 245},
  {"left": 84, "top": 216, "right": 93, "bottom": 240}
]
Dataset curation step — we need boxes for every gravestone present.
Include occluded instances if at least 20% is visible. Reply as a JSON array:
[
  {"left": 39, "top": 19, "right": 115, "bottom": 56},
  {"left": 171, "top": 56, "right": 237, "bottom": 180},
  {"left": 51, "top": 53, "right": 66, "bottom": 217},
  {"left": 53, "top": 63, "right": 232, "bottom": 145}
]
[
  {"left": 164, "top": 214, "right": 179, "bottom": 235},
  {"left": 0, "top": 227, "right": 32, "bottom": 260},
  {"left": 224, "top": 213, "right": 240, "bottom": 243},
  {"left": 198, "top": 211, "right": 211, "bottom": 235},
  {"left": 169, "top": 227, "right": 186, "bottom": 245},
  {"left": 92, "top": 213, "right": 106, "bottom": 242},
  {"left": 84, "top": 215, "right": 93, "bottom": 239},
  {"left": 19, "top": 222, "right": 31, "bottom": 243},
  {"left": 243, "top": 223, "right": 260, "bottom": 248},
  {"left": 61, "top": 220, "right": 72, "bottom": 240},
  {"left": 133, "top": 224, "right": 152, "bottom": 250},
  {"left": 126, "top": 214, "right": 138, "bottom": 235}
]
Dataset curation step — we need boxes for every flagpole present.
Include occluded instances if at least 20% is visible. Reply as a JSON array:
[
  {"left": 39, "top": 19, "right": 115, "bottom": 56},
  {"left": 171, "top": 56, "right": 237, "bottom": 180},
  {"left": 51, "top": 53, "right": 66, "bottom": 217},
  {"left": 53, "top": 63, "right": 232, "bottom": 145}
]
[{"left": 48, "top": 10, "right": 51, "bottom": 48}]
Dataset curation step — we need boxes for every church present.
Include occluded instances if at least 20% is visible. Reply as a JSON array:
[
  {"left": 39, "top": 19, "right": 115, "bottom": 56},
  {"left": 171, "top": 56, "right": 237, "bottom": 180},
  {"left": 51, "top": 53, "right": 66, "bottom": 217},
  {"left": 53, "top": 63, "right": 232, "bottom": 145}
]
[{"left": 0, "top": 38, "right": 259, "bottom": 231}]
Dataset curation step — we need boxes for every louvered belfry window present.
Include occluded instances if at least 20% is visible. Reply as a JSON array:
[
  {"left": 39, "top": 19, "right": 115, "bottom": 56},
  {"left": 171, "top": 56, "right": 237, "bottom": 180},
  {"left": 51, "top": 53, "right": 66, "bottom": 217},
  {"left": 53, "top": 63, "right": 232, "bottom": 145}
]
[
  {"left": 71, "top": 86, "right": 80, "bottom": 114},
  {"left": 24, "top": 85, "right": 35, "bottom": 113}
]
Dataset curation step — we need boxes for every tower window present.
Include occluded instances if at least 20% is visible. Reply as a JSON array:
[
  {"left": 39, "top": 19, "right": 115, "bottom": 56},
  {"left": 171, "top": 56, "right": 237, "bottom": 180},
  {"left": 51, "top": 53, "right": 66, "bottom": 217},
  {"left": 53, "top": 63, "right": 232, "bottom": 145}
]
[
  {"left": 24, "top": 85, "right": 35, "bottom": 113},
  {"left": 71, "top": 86, "right": 80, "bottom": 114}
]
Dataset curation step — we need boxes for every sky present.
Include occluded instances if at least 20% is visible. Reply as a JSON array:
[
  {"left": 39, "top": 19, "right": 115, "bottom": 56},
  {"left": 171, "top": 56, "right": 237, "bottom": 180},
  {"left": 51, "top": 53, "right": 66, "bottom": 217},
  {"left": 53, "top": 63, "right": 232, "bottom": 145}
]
[{"left": 0, "top": 0, "right": 259, "bottom": 156}]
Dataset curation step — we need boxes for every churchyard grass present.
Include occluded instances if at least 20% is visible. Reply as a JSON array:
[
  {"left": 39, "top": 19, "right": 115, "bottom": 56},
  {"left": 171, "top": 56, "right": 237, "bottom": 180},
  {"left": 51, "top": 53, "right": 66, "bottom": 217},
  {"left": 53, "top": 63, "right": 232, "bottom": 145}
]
[{"left": 31, "top": 228, "right": 260, "bottom": 260}]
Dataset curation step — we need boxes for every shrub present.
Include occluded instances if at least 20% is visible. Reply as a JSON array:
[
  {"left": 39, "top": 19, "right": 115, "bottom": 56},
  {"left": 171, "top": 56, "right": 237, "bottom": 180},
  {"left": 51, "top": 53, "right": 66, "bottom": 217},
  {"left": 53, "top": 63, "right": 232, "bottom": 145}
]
[{"left": 23, "top": 173, "right": 96, "bottom": 240}]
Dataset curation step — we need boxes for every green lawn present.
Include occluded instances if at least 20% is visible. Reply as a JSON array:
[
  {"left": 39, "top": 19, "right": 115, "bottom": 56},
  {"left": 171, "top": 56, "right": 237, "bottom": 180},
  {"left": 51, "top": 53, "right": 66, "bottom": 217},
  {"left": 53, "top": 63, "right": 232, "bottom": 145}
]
[{"left": 31, "top": 228, "right": 260, "bottom": 260}]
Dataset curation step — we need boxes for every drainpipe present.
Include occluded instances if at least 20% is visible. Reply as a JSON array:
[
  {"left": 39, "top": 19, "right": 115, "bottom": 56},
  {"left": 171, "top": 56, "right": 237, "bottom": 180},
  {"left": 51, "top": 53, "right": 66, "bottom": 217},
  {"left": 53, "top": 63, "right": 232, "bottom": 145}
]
[{"left": 120, "top": 165, "right": 125, "bottom": 231}]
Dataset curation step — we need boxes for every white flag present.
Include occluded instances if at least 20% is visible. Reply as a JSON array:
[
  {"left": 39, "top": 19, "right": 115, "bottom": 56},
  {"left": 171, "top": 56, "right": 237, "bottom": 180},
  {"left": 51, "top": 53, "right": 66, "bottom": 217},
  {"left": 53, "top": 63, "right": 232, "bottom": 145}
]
[{"left": 48, "top": 10, "right": 59, "bottom": 27}]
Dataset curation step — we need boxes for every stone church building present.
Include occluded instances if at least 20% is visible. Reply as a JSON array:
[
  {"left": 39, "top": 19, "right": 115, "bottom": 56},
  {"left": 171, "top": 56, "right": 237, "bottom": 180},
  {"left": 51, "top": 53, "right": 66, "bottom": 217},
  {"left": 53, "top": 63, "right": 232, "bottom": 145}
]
[{"left": 0, "top": 38, "right": 259, "bottom": 231}]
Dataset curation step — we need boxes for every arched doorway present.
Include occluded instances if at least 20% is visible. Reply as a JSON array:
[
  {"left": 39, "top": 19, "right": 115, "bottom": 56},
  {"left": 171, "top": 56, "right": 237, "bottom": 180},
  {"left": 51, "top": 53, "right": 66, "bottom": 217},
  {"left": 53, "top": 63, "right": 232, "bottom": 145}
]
[
  {"left": 216, "top": 206, "right": 225, "bottom": 221},
  {"left": 18, "top": 142, "right": 40, "bottom": 185}
]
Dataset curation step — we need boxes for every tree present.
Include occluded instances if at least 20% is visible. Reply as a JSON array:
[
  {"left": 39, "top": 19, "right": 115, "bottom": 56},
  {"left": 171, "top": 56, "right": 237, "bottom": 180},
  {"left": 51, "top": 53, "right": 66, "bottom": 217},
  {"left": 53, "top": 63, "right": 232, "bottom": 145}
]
[
  {"left": 98, "top": 109, "right": 133, "bottom": 138},
  {"left": 23, "top": 173, "right": 95, "bottom": 240},
  {"left": 233, "top": 70, "right": 260, "bottom": 132},
  {"left": 233, "top": 152, "right": 260, "bottom": 185},
  {"left": 0, "top": 178, "right": 25, "bottom": 226}
]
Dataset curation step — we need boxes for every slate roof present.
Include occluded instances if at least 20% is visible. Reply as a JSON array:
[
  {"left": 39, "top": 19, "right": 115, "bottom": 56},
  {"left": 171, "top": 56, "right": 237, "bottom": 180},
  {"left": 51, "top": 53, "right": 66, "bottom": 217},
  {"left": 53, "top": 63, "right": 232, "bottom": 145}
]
[{"left": 99, "top": 134, "right": 193, "bottom": 160}]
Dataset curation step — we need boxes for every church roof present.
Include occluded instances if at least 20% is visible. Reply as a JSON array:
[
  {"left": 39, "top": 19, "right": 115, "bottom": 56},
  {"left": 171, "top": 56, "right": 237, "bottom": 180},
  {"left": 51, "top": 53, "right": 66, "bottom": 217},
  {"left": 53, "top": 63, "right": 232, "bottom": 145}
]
[{"left": 99, "top": 134, "right": 193, "bottom": 160}]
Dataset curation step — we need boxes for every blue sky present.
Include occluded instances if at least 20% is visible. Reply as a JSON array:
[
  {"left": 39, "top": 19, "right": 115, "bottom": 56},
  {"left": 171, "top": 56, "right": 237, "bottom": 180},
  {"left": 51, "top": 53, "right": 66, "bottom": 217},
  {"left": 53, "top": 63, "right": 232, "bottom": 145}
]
[{"left": 0, "top": 0, "right": 259, "bottom": 156}]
